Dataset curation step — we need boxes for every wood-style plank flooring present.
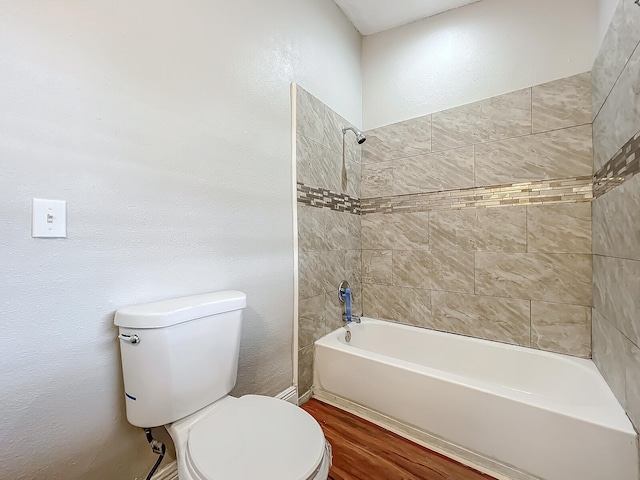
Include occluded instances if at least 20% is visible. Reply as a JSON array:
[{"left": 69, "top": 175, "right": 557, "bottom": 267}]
[{"left": 302, "top": 399, "right": 495, "bottom": 480}]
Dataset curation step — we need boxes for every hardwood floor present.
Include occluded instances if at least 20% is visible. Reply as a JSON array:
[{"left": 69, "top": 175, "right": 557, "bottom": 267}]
[{"left": 301, "top": 399, "right": 495, "bottom": 480}]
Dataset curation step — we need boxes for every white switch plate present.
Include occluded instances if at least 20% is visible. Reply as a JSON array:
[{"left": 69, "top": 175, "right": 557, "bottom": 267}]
[{"left": 32, "top": 198, "right": 67, "bottom": 238}]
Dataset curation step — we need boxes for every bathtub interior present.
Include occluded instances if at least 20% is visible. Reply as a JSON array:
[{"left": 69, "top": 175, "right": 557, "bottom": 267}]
[{"left": 320, "top": 318, "right": 636, "bottom": 430}]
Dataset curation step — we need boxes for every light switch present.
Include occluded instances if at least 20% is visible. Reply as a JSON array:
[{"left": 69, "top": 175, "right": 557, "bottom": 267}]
[{"left": 32, "top": 198, "right": 67, "bottom": 238}]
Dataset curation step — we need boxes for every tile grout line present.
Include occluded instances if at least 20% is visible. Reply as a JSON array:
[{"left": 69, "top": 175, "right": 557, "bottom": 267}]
[
  {"left": 530, "top": 87, "right": 533, "bottom": 135},
  {"left": 473, "top": 144, "right": 477, "bottom": 188},
  {"left": 525, "top": 205, "right": 529, "bottom": 253},
  {"left": 362, "top": 123, "right": 593, "bottom": 163},
  {"left": 473, "top": 250, "right": 476, "bottom": 295},
  {"left": 593, "top": 252, "right": 640, "bottom": 263},
  {"left": 596, "top": 307, "right": 640, "bottom": 351},
  {"left": 529, "top": 300, "right": 532, "bottom": 348},
  {"left": 593, "top": 36, "right": 640, "bottom": 122}
]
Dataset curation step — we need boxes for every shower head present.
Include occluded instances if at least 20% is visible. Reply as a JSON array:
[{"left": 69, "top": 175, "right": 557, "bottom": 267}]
[{"left": 342, "top": 126, "right": 366, "bottom": 144}]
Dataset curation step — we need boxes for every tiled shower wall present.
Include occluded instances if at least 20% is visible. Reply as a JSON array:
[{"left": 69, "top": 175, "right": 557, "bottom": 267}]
[
  {"left": 295, "top": 86, "right": 362, "bottom": 398},
  {"left": 591, "top": 0, "right": 640, "bottom": 432},
  {"left": 361, "top": 72, "right": 594, "bottom": 358}
]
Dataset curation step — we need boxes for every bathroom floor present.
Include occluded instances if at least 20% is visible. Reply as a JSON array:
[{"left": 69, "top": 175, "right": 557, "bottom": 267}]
[{"left": 301, "top": 399, "right": 495, "bottom": 480}]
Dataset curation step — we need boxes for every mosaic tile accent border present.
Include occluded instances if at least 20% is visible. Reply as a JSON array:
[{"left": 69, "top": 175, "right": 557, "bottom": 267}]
[
  {"left": 297, "top": 183, "right": 361, "bottom": 214},
  {"left": 360, "top": 177, "right": 593, "bottom": 215},
  {"left": 594, "top": 129, "right": 640, "bottom": 198}
]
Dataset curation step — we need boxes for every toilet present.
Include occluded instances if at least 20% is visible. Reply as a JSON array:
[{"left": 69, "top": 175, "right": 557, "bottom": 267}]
[{"left": 115, "top": 291, "right": 331, "bottom": 480}]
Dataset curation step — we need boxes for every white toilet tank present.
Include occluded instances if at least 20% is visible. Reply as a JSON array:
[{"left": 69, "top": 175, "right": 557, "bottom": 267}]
[{"left": 114, "top": 291, "right": 246, "bottom": 428}]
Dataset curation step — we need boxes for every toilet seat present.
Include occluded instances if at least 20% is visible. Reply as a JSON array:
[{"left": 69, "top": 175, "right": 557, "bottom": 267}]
[{"left": 185, "top": 395, "right": 327, "bottom": 480}]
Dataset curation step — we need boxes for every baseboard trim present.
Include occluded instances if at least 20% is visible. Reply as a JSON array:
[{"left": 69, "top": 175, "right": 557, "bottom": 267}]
[
  {"left": 298, "top": 387, "right": 313, "bottom": 405},
  {"left": 151, "top": 461, "right": 178, "bottom": 480},
  {"left": 276, "top": 385, "right": 298, "bottom": 404},
  {"left": 313, "top": 389, "right": 539, "bottom": 480}
]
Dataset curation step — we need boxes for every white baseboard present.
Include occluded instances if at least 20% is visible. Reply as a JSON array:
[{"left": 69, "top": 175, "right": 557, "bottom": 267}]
[
  {"left": 276, "top": 385, "right": 298, "bottom": 404},
  {"left": 298, "top": 387, "right": 313, "bottom": 405},
  {"left": 151, "top": 461, "right": 178, "bottom": 480}
]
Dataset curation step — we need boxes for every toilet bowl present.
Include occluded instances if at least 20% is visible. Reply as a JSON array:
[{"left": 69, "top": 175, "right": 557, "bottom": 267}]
[
  {"left": 168, "top": 395, "right": 331, "bottom": 480},
  {"left": 114, "top": 291, "right": 330, "bottom": 480}
]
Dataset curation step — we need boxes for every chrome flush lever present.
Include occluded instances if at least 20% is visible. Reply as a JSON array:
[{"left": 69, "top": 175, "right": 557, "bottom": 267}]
[{"left": 118, "top": 333, "right": 140, "bottom": 344}]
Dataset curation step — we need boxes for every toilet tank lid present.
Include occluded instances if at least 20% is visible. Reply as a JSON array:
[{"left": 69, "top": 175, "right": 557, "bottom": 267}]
[{"left": 114, "top": 291, "right": 246, "bottom": 329}]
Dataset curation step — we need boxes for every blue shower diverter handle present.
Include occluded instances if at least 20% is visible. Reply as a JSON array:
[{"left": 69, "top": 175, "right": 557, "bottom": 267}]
[{"left": 343, "top": 287, "right": 352, "bottom": 323}]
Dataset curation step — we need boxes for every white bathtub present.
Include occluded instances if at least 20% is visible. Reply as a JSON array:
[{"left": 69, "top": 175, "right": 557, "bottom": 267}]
[{"left": 313, "top": 318, "right": 638, "bottom": 480}]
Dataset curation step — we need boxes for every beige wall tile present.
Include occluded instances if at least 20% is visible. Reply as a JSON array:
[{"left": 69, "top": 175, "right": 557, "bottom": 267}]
[
  {"left": 531, "top": 301, "right": 591, "bottom": 357},
  {"left": 361, "top": 213, "right": 395, "bottom": 249},
  {"left": 592, "top": 0, "right": 640, "bottom": 117},
  {"left": 475, "top": 125, "right": 593, "bottom": 186},
  {"left": 296, "top": 86, "right": 325, "bottom": 146},
  {"left": 299, "top": 294, "right": 326, "bottom": 348},
  {"left": 475, "top": 253, "right": 591, "bottom": 305},
  {"left": 429, "top": 210, "right": 477, "bottom": 251},
  {"left": 391, "top": 211, "right": 430, "bottom": 250},
  {"left": 363, "top": 284, "right": 432, "bottom": 327},
  {"left": 362, "top": 211, "right": 430, "bottom": 250},
  {"left": 592, "top": 309, "right": 629, "bottom": 408},
  {"left": 344, "top": 158, "right": 361, "bottom": 198},
  {"left": 590, "top": 0, "right": 640, "bottom": 433},
  {"left": 297, "top": 134, "right": 342, "bottom": 191},
  {"left": 299, "top": 251, "right": 326, "bottom": 300},
  {"left": 298, "top": 205, "right": 328, "bottom": 252},
  {"left": 325, "top": 209, "right": 360, "bottom": 251},
  {"left": 476, "top": 207, "right": 527, "bottom": 252},
  {"left": 347, "top": 213, "right": 363, "bottom": 251},
  {"left": 320, "top": 250, "right": 346, "bottom": 293},
  {"left": 431, "top": 292, "right": 531, "bottom": 346},
  {"left": 532, "top": 72, "right": 592, "bottom": 133},
  {"left": 527, "top": 203, "right": 592, "bottom": 253},
  {"left": 363, "top": 115, "right": 431, "bottom": 163},
  {"left": 393, "top": 146, "right": 474, "bottom": 195},
  {"left": 362, "top": 161, "right": 393, "bottom": 197},
  {"left": 593, "top": 44, "right": 640, "bottom": 170},
  {"left": 593, "top": 173, "right": 640, "bottom": 261},
  {"left": 593, "top": 254, "right": 640, "bottom": 348},
  {"left": 431, "top": 88, "right": 531, "bottom": 152},
  {"left": 430, "top": 207, "right": 526, "bottom": 252},
  {"left": 393, "top": 250, "right": 474, "bottom": 293},
  {"left": 362, "top": 250, "right": 392, "bottom": 285},
  {"left": 298, "top": 344, "right": 314, "bottom": 396}
]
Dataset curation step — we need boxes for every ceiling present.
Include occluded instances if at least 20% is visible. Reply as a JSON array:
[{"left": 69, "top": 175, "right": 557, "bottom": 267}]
[{"left": 334, "top": 0, "right": 482, "bottom": 36}]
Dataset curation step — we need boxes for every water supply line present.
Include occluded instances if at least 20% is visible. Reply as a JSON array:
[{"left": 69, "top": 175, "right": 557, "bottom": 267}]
[{"left": 143, "top": 428, "right": 166, "bottom": 480}]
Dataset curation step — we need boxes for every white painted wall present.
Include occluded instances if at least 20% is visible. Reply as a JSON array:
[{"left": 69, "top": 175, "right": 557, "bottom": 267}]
[
  {"left": 0, "top": 1, "right": 360, "bottom": 479},
  {"left": 362, "top": 0, "right": 597, "bottom": 130},
  {"left": 595, "top": 0, "right": 620, "bottom": 52}
]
